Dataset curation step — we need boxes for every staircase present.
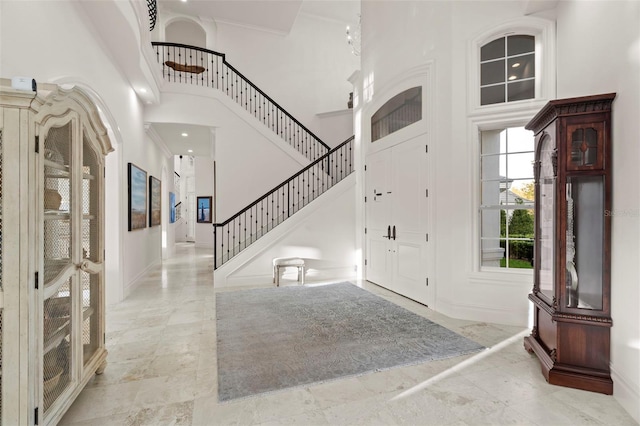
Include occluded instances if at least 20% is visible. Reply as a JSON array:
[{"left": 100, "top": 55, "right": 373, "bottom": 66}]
[
  {"left": 152, "top": 42, "right": 354, "bottom": 269},
  {"left": 152, "top": 42, "right": 330, "bottom": 162}
]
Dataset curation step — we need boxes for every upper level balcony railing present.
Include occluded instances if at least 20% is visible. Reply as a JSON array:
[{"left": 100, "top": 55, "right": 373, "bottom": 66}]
[{"left": 152, "top": 42, "right": 330, "bottom": 162}]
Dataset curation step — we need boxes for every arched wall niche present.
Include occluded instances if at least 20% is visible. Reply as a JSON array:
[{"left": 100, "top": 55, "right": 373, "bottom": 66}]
[{"left": 165, "top": 17, "right": 207, "bottom": 48}]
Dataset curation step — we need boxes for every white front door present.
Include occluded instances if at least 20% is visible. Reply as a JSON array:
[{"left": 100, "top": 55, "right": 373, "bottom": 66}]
[
  {"left": 365, "top": 137, "right": 433, "bottom": 306},
  {"left": 365, "top": 149, "right": 392, "bottom": 286}
]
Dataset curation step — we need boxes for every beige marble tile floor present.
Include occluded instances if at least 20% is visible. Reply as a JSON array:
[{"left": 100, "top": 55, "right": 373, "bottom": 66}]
[{"left": 60, "top": 243, "right": 637, "bottom": 426}]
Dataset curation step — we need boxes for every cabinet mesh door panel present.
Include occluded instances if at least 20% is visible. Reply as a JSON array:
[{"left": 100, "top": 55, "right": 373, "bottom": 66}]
[
  {"left": 82, "top": 135, "right": 100, "bottom": 365},
  {"left": 43, "top": 278, "right": 72, "bottom": 413},
  {"left": 43, "top": 123, "right": 74, "bottom": 415},
  {"left": 43, "top": 123, "right": 72, "bottom": 284}
]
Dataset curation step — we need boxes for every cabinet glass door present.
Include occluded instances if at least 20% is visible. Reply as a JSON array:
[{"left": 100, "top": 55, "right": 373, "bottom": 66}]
[{"left": 42, "top": 122, "right": 74, "bottom": 413}]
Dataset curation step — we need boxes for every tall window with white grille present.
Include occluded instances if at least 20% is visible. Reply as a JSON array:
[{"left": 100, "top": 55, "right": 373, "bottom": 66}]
[{"left": 480, "top": 126, "right": 535, "bottom": 269}]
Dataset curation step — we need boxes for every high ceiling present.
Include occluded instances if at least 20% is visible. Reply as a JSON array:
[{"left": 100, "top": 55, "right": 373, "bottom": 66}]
[
  {"left": 151, "top": 123, "right": 214, "bottom": 157},
  {"left": 157, "top": 0, "right": 359, "bottom": 34},
  {"left": 151, "top": 1, "right": 359, "bottom": 156}
]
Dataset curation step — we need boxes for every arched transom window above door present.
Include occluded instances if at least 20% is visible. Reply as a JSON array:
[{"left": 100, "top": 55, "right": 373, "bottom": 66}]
[{"left": 371, "top": 86, "right": 422, "bottom": 142}]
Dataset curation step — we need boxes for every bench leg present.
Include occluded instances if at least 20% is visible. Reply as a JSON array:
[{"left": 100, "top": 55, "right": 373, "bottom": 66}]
[{"left": 276, "top": 266, "right": 280, "bottom": 287}]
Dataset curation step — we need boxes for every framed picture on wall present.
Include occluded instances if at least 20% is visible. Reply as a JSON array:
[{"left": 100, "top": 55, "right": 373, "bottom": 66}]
[
  {"left": 149, "top": 176, "right": 161, "bottom": 227},
  {"left": 128, "top": 163, "right": 147, "bottom": 231},
  {"left": 169, "top": 192, "right": 176, "bottom": 223},
  {"left": 196, "top": 196, "right": 212, "bottom": 223}
]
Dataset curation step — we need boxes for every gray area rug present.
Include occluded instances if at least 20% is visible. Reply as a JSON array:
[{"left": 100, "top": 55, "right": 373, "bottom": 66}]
[{"left": 216, "top": 282, "right": 484, "bottom": 402}]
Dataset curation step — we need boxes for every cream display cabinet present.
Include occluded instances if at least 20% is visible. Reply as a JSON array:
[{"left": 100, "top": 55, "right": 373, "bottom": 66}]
[{"left": 0, "top": 79, "right": 113, "bottom": 424}]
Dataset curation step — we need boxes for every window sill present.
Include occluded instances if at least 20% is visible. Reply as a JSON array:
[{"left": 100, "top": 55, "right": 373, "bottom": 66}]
[{"left": 469, "top": 268, "right": 533, "bottom": 287}]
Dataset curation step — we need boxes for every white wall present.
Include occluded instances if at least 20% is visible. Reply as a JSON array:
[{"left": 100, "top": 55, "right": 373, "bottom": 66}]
[
  {"left": 311, "top": 109, "right": 354, "bottom": 148},
  {"left": 358, "top": 0, "right": 639, "bottom": 420},
  {"left": 194, "top": 156, "right": 215, "bottom": 248},
  {"left": 215, "top": 12, "right": 359, "bottom": 146},
  {"left": 216, "top": 176, "right": 357, "bottom": 287},
  {"left": 357, "top": 0, "right": 558, "bottom": 324},
  {"left": 145, "top": 89, "right": 305, "bottom": 221},
  {"left": 0, "top": 1, "right": 172, "bottom": 304},
  {"left": 555, "top": 1, "right": 640, "bottom": 419}
]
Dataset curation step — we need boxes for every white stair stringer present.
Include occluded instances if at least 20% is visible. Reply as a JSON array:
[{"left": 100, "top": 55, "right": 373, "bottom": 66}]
[{"left": 214, "top": 173, "right": 356, "bottom": 288}]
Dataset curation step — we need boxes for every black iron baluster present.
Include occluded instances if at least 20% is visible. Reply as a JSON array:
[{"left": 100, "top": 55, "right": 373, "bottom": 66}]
[
  {"left": 238, "top": 217, "right": 242, "bottom": 252},
  {"left": 200, "top": 51, "right": 205, "bottom": 86},
  {"left": 243, "top": 81, "right": 247, "bottom": 110},
  {"left": 254, "top": 204, "right": 258, "bottom": 241},
  {"left": 270, "top": 194, "right": 274, "bottom": 230},
  {"left": 265, "top": 194, "right": 269, "bottom": 231},
  {"left": 296, "top": 176, "right": 300, "bottom": 211},
  {"left": 214, "top": 225, "right": 218, "bottom": 269},
  {"left": 232, "top": 219, "right": 236, "bottom": 256},
  {"left": 189, "top": 49, "right": 193, "bottom": 84},
  {"left": 267, "top": 102, "right": 271, "bottom": 129},
  {"left": 349, "top": 142, "right": 353, "bottom": 173},
  {"left": 225, "top": 67, "right": 228, "bottom": 94},
  {"left": 304, "top": 173, "right": 309, "bottom": 207},
  {"left": 224, "top": 224, "right": 229, "bottom": 264},
  {"left": 215, "top": 56, "right": 219, "bottom": 89}
]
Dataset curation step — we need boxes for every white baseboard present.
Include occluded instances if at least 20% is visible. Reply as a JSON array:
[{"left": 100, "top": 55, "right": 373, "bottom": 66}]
[
  {"left": 611, "top": 364, "right": 640, "bottom": 423},
  {"left": 123, "top": 260, "right": 161, "bottom": 299},
  {"left": 220, "top": 267, "right": 356, "bottom": 289},
  {"left": 437, "top": 296, "right": 529, "bottom": 327}
]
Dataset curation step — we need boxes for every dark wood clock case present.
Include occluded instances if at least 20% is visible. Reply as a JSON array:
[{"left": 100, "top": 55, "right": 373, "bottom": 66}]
[{"left": 523, "top": 93, "right": 616, "bottom": 394}]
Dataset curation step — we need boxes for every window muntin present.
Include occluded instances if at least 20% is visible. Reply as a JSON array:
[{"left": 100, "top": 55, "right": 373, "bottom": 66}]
[
  {"left": 371, "top": 86, "right": 422, "bottom": 142},
  {"left": 480, "top": 35, "right": 535, "bottom": 106},
  {"left": 480, "top": 127, "right": 534, "bottom": 269}
]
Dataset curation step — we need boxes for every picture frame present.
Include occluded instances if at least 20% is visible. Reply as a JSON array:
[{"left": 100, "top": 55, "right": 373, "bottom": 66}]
[
  {"left": 169, "top": 192, "right": 176, "bottom": 223},
  {"left": 128, "top": 163, "right": 147, "bottom": 231},
  {"left": 196, "top": 196, "right": 212, "bottom": 223},
  {"left": 149, "top": 176, "right": 161, "bottom": 227}
]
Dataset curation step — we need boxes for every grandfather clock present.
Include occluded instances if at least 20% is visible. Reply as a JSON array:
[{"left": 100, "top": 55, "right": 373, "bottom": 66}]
[{"left": 523, "top": 93, "right": 615, "bottom": 394}]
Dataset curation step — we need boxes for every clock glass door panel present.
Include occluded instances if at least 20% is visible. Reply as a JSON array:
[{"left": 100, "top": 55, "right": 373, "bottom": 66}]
[
  {"left": 537, "top": 135, "right": 555, "bottom": 303},
  {"left": 565, "top": 176, "right": 604, "bottom": 310}
]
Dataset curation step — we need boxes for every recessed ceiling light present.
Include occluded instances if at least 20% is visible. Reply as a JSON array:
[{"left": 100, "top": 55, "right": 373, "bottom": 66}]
[
  {"left": 140, "top": 88, "right": 147, "bottom": 93},
  {"left": 187, "top": 149, "right": 193, "bottom": 153},
  {"left": 508, "top": 75, "right": 517, "bottom": 81},
  {"left": 511, "top": 62, "right": 520, "bottom": 68},
  {"left": 181, "top": 132, "right": 188, "bottom": 137}
]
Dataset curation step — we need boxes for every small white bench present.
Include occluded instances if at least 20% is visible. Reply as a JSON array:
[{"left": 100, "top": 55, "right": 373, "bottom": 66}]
[{"left": 272, "top": 257, "right": 305, "bottom": 286}]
